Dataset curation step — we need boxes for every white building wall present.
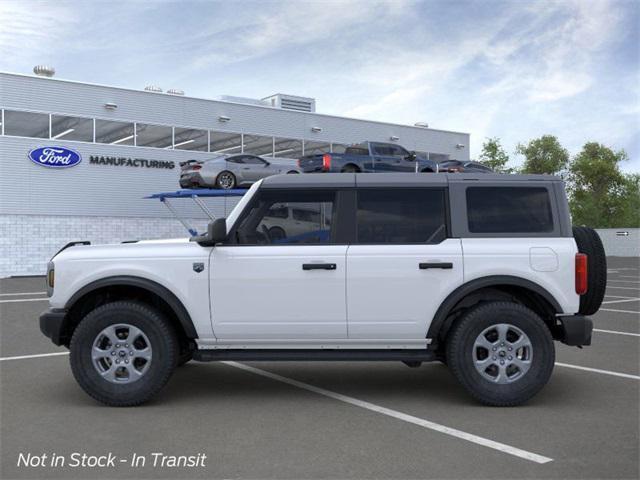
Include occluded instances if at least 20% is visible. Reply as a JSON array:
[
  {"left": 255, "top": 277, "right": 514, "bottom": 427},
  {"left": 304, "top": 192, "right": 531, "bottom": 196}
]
[
  {"left": 0, "top": 215, "right": 214, "bottom": 277},
  {"left": 595, "top": 229, "right": 640, "bottom": 257}
]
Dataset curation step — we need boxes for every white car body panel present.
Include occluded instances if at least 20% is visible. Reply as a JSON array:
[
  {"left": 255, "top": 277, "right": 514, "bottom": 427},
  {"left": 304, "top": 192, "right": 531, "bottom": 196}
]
[
  {"left": 209, "top": 245, "right": 348, "bottom": 339},
  {"left": 346, "top": 240, "right": 464, "bottom": 339},
  {"left": 461, "top": 238, "right": 580, "bottom": 314},
  {"left": 49, "top": 242, "right": 216, "bottom": 340}
]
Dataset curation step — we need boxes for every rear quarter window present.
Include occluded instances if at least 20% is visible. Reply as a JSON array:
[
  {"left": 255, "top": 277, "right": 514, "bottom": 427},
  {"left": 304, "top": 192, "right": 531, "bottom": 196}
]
[{"left": 466, "top": 187, "right": 554, "bottom": 233}]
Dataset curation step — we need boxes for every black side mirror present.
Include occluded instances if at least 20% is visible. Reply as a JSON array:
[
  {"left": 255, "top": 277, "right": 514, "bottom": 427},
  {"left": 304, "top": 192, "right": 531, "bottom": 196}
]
[
  {"left": 406, "top": 151, "right": 417, "bottom": 161},
  {"left": 191, "top": 218, "right": 227, "bottom": 245},
  {"left": 209, "top": 218, "right": 227, "bottom": 244}
]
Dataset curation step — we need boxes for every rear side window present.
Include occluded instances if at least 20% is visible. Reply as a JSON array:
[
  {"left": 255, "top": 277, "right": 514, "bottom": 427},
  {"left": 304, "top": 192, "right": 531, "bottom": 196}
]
[
  {"left": 466, "top": 187, "right": 553, "bottom": 233},
  {"left": 356, "top": 189, "right": 447, "bottom": 244}
]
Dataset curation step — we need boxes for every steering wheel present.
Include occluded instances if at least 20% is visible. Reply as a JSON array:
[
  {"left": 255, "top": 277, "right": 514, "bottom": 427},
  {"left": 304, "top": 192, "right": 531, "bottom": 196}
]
[{"left": 261, "top": 225, "right": 272, "bottom": 244}]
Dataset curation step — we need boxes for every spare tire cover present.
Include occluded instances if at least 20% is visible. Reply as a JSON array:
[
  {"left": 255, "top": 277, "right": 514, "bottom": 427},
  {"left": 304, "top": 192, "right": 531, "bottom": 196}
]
[{"left": 572, "top": 226, "right": 607, "bottom": 315}]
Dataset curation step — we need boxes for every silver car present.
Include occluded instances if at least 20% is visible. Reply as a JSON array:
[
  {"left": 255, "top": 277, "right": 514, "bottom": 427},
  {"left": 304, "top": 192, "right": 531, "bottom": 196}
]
[{"left": 179, "top": 154, "right": 300, "bottom": 189}]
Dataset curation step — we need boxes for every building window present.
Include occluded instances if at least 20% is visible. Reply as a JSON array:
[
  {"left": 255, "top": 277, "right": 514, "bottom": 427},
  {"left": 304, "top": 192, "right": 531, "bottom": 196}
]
[
  {"left": 303, "top": 140, "right": 331, "bottom": 155},
  {"left": 466, "top": 187, "right": 553, "bottom": 233},
  {"left": 273, "top": 137, "right": 303, "bottom": 159},
  {"left": 135, "top": 123, "right": 173, "bottom": 148},
  {"left": 210, "top": 131, "right": 243, "bottom": 154},
  {"left": 3, "top": 110, "right": 49, "bottom": 138},
  {"left": 173, "top": 127, "right": 208, "bottom": 151},
  {"left": 356, "top": 189, "right": 447, "bottom": 244},
  {"left": 95, "top": 119, "right": 135, "bottom": 145},
  {"left": 243, "top": 134, "right": 274, "bottom": 156},
  {"left": 50, "top": 114, "right": 93, "bottom": 142}
]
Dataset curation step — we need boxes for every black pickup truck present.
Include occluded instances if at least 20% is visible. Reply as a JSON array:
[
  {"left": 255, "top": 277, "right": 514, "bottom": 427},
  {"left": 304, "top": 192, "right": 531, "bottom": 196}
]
[{"left": 297, "top": 141, "right": 439, "bottom": 173}]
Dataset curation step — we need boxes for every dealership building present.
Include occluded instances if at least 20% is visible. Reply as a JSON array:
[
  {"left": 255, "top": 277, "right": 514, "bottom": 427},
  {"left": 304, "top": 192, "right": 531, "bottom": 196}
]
[{"left": 0, "top": 69, "right": 470, "bottom": 277}]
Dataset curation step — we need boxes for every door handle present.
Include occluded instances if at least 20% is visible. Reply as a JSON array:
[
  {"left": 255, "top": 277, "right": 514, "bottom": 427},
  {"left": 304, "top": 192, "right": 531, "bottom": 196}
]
[
  {"left": 302, "top": 263, "right": 337, "bottom": 271},
  {"left": 419, "top": 262, "right": 453, "bottom": 269}
]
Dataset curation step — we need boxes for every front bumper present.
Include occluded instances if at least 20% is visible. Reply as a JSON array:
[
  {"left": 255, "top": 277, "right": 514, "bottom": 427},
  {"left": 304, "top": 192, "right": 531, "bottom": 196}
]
[
  {"left": 39, "top": 308, "right": 69, "bottom": 346},
  {"left": 557, "top": 315, "right": 593, "bottom": 346}
]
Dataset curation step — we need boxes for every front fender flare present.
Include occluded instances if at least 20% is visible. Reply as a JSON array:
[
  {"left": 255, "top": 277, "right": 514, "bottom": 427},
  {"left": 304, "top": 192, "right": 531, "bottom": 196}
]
[{"left": 65, "top": 275, "right": 198, "bottom": 339}]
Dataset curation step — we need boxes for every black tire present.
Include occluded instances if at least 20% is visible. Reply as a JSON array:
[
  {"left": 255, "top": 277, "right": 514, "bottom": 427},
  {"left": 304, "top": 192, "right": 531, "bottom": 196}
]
[
  {"left": 216, "top": 171, "right": 236, "bottom": 189},
  {"left": 177, "top": 352, "right": 193, "bottom": 367},
  {"left": 446, "top": 302, "right": 555, "bottom": 406},
  {"left": 341, "top": 164, "right": 359, "bottom": 173},
  {"left": 573, "top": 226, "right": 607, "bottom": 315},
  {"left": 286, "top": 170, "right": 299, "bottom": 174},
  {"left": 69, "top": 301, "right": 178, "bottom": 407}
]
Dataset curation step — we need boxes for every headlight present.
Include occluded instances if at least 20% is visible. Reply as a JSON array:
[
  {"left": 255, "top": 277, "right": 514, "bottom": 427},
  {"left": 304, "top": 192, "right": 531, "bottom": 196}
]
[{"left": 47, "top": 262, "right": 55, "bottom": 297}]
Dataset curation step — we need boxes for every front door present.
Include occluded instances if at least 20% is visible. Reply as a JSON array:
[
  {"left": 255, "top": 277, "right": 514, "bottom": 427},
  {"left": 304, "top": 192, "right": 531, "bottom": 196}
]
[
  {"left": 346, "top": 188, "right": 463, "bottom": 339},
  {"left": 210, "top": 188, "right": 348, "bottom": 340}
]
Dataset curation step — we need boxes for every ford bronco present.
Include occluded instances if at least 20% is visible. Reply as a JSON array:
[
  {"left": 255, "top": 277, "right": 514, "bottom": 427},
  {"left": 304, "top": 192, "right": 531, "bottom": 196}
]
[{"left": 40, "top": 173, "right": 606, "bottom": 406}]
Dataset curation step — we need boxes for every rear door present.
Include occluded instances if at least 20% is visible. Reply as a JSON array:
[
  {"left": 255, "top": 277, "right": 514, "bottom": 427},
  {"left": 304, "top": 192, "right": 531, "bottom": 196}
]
[
  {"left": 346, "top": 186, "right": 463, "bottom": 339},
  {"left": 210, "top": 188, "right": 348, "bottom": 339}
]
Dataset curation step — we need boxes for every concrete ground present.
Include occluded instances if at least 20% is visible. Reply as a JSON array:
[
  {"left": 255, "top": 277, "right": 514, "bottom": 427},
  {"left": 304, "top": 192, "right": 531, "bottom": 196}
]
[{"left": 1, "top": 257, "right": 638, "bottom": 479}]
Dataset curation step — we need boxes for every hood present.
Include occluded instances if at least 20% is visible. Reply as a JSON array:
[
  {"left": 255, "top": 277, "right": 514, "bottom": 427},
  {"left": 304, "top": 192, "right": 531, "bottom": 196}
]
[{"left": 53, "top": 238, "right": 203, "bottom": 262}]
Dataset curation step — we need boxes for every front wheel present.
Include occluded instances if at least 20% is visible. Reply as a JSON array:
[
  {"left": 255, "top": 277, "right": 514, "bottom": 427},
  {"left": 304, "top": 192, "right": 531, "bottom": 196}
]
[
  {"left": 446, "top": 302, "right": 554, "bottom": 406},
  {"left": 69, "top": 301, "right": 178, "bottom": 406}
]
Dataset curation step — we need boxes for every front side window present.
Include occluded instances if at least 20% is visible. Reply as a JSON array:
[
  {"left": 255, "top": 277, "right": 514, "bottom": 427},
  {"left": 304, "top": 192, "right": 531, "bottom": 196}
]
[
  {"left": 356, "top": 189, "right": 447, "bottom": 244},
  {"left": 4, "top": 110, "right": 49, "bottom": 138},
  {"left": 235, "top": 190, "right": 335, "bottom": 245},
  {"left": 466, "top": 187, "right": 553, "bottom": 233},
  {"left": 241, "top": 155, "right": 267, "bottom": 165}
]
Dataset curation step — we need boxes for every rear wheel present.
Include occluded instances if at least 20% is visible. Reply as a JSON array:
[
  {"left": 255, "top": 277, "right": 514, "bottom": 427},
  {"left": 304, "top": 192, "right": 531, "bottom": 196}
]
[
  {"left": 341, "top": 164, "right": 359, "bottom": 173},
  {"left": 446, "top": 301, "right": 554, "bottom": 406},
  {"left": 69, "top": 301, "right": 178, "bottom": 406},
  {"left": 573, "top": 226, "right": 607, "bottom": 315},
  {"left": 286, "top": 170, "right": 299, "bottom": 174},
  {"left": 216, "top": 171, "right": 236, "bottom": 189}
]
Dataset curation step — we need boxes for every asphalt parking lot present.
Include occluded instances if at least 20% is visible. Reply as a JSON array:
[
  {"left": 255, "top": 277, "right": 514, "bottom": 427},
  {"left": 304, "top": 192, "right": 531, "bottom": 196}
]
[{"left": 1, "top": 257, "right": 638, "bottom": 480}]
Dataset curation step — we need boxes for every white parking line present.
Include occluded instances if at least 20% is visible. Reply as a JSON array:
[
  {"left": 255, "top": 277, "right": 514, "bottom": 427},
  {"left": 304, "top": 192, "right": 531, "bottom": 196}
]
[
  {"left": 593, "top": 328, "right": 640, "bottom": 337},
  {"left": 223, "top": 361, "right": 553, "bottom": 464},
  {"left": 608, "top": 280, "right": 640, "bottom": 284},
  {"left": 606, "top": 285, "right": 640, "bottom": 291},
  {"left": 0, "top": 292, "right": 47, "bottom": 296},
  {"left": 600, "top": 308, "right": 640, "bottom": 314},
  {"left": 602, "top": 298, "right": 640, "bottom": 305},
  {"left": 0, "top": 352, "right": 69, "bottom": 362},
  {"left": 556, "top": 363, "right": 640, "bottom": 380},
  {"left": 0, "top": 298, "right": 48, "bottom": 304},
  {"left": 618, "top": 275, "right": 640, "bottom": 279}
]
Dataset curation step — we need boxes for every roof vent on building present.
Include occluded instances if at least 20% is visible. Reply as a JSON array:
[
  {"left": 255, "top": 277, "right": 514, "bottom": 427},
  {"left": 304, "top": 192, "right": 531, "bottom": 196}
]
[
  {"left": 33, "top": 65, "right": 55, "bottom": 77},
  {"left": 262, "top": 94, "right": 316, "bottom": 113},
  {"left": 144, "top": 85, "right": 163, "bottom": 93},
  {"left": 167, "top": 89, "right": 185, "bottom": 96},
  {"left": 414, "top": 122, "right": 429, "bottom": 128}
]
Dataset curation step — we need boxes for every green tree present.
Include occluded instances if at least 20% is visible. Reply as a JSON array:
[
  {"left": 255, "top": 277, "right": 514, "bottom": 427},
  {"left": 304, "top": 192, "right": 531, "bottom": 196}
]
[
  {"left": 568, "top": 142, "right": 638, "bottom": 228},
  {"left": 479, "top": 137, "right": 513, "bottom": 173},
  {"left": 516, "top": 135, "right": 569, "bottom": 175}
]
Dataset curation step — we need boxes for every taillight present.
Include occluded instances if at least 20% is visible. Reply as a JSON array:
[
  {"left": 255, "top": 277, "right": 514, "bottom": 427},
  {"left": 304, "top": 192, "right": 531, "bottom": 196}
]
[
  {"left": 297, "top": 159, "right": 301, "bottom": 168},
  {"left": 575, "top": 253, "right": 588, "bottom": 295},
  {"left": 322, "top": 153, "right": 332, "bottom": 171}
]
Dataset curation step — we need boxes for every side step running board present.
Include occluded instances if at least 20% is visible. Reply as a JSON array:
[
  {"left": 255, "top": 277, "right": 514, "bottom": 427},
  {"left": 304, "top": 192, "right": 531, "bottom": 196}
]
[{"left": 192, "top": 349, "right": 437, "bottom": 362}]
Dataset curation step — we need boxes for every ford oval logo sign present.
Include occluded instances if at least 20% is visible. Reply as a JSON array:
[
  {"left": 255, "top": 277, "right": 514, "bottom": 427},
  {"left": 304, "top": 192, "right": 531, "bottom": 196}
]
[{"left": 28, "top": 146, "right": 82, "bottom": 168}]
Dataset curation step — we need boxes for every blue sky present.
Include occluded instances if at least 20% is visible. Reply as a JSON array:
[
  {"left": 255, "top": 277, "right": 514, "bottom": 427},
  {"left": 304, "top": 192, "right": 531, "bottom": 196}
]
[{"left": 1, "top": 0, "right": 638, "bottom": 171}]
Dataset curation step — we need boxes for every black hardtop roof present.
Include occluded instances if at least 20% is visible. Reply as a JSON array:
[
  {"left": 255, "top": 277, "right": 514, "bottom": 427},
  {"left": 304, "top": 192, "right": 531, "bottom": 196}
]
[{"left": 260, "top": 173, "right": 562, "bottom": 189}]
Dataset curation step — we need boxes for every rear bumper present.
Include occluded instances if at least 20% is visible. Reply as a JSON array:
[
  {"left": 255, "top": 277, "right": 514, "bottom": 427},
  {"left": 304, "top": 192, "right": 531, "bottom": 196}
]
[
  {"left": 557, "top": 315, "right": 593, "bottom": 346},
  {"left": 39, "top": 308, "right": 69, "bottom": 346}
]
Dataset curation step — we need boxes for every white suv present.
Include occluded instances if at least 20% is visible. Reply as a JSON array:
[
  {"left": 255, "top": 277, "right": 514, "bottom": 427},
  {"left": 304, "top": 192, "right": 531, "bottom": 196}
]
[{"left": 40, "top": 173, "right": 607, "bottom": 407}]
